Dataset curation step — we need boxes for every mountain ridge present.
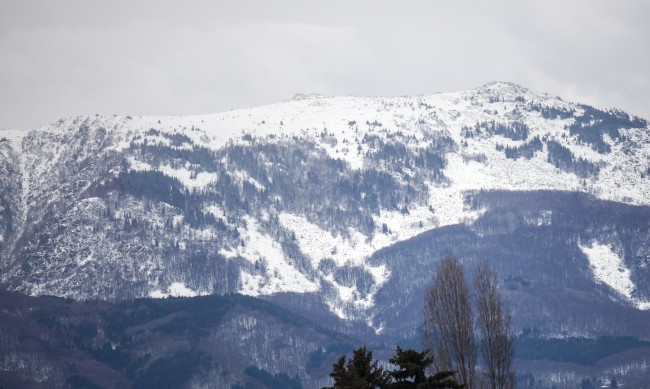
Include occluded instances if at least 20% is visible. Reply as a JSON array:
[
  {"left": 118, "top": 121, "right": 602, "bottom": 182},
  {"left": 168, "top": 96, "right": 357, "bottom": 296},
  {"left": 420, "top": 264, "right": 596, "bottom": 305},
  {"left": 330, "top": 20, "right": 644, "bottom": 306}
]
[{"left": 1, "top": 82, "right": 649, "bottom": 336}]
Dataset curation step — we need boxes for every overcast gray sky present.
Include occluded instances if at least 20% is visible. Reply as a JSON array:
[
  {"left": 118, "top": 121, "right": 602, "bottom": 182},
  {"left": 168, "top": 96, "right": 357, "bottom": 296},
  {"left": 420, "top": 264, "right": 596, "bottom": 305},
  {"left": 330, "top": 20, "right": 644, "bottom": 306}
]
[{"left": 1, "top": 0, "right": 649, "bottom": 130}]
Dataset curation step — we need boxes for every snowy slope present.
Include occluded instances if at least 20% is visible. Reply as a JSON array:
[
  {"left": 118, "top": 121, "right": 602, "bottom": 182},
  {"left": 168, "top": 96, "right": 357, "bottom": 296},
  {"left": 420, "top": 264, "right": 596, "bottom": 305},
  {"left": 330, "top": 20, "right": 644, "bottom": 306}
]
[
  {"left": 1, "top": 82, "right": 649, "bottom": 327},
  {"left": 87, "top": 82, "right": 649, "bottom": 206}
]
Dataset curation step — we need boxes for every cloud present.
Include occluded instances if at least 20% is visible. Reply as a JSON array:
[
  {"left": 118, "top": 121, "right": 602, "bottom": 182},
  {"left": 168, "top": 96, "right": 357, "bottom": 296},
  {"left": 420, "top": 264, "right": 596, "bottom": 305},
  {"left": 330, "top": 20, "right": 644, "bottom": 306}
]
[{"left": 0, "top": 0, "right": 648, "bottom": 130}]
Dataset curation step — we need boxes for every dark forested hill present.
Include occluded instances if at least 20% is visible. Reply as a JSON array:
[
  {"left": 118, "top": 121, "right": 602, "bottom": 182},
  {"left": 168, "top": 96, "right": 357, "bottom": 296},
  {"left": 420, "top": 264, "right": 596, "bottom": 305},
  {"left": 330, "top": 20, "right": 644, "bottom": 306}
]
[{"left": 0, "top": 291, "right": 355, "bottom": 388}]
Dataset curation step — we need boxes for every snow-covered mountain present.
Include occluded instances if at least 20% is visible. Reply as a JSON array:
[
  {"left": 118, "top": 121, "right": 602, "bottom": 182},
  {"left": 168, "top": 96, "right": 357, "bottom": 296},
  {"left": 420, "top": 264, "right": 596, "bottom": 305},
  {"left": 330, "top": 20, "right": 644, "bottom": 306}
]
[{"left": 1, "top": 82, "right": 649, "bottom": 337}]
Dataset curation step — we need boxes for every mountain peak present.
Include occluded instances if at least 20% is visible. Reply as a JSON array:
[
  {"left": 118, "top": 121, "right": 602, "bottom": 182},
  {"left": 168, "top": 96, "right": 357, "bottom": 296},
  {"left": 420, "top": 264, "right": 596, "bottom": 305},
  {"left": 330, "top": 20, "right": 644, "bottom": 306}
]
[
  {"left": 478, "top": 81, "right": 529, "bottom": 93},
  {"left": 290, "top": 93, "right": 326, "bottom": 101},
  {"left": 471, "top": 81, "right": 535, "bottom": 102}
]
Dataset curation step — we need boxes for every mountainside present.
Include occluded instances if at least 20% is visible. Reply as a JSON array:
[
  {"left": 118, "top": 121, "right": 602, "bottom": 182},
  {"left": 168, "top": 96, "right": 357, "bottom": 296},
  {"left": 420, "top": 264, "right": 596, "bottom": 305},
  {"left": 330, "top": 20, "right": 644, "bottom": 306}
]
[
  {"left": 1, "top": 82, "right": 649, "bottom": 340},
  {"left": 0, "top": 290, "right": 353, "bottom": 388},
  {"left": 1, "top": 291, "right": 648, "bottom": 389},
  {"left": 370, "top": 190, "right": 650, "bottom": 340}
]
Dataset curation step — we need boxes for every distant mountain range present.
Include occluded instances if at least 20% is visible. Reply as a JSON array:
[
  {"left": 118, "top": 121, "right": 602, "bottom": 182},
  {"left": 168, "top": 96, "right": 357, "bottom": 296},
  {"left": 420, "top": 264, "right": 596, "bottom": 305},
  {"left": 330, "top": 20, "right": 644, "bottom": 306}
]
[{"left": 1, "top": 82, "right": 649, "bottom": 387}]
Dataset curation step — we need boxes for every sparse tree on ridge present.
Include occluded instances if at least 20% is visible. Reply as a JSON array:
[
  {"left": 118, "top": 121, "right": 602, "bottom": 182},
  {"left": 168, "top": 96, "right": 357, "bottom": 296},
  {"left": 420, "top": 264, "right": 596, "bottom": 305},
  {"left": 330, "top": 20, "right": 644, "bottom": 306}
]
[
  {"left": 423, "top": 257, "right": 515, "bottom": 389},
  {"left": 474, "top": 263, "right": 515, "bottom": 389},
  {"left": 423, "top": 256, "right": 477, "bottom": 389}
]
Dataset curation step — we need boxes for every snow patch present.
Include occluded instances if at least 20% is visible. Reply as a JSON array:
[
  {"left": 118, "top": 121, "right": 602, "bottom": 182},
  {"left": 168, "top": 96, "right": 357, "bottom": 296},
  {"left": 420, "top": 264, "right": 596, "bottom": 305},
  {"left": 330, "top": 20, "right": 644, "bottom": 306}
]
[
  {"left": 149, "top": 282, "right": 204, "bottom": 298},
  {"left": 0, "top": 129, "right": 28, "bottom": 146},
  {"left": 524, "top": 210, "right": 553, "bottom": 226},
  {"left": 204, "top": 204, "right": 228, "bottom": 223},
  {"left": 231, "top": 170, "right": 266, "bottom": 191},
  {"left": 427, "top": 188, "right": 485, "bottom": 227},
  {"left": 158, "top": 164, "right": 218, "bottom": 190},
  {"left": 279, "top": 212, "right": 391, "bottom": 323},
  {"left": 77, "top": 253, "right": 93, "bottom": 267},
  {"left": 126, "top": 157, "right": 218, "bottom": 190},
  {"left": 221, "top": 216, "right": 319, "bottom": 296},
  {"left": 126, "top": 157, "right": 152, "bottom": 171},
  {"left": 371, "top": 204, "right": 438, "bottom": 246},
  {"left": 580, "top": 242, "right": 650, "bottom": 310}
]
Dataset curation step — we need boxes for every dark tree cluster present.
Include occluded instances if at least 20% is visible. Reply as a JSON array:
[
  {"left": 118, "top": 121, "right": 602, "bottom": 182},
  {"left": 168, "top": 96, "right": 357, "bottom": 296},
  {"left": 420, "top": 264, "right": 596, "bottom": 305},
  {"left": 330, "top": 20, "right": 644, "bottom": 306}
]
[
  {"left": 527, "top": 102, "right": 574, "bottom": 120},
  {"left": 143, "top": 127, "right": 193, "bottom": 147},
  {"left": 132, "top": 140, "right": 220, "bottom": 172},
  {"left": 363, "top": 135, "right": 454, "bottom": 184},
  {"left": 567, "top": 105, "right": 646, "bottom": 153},
  {"left": 323, "top": 346, "right": 462, "bottom": 389},
  {"left": 462, "top": 121, "right": 530, "bottom": 141},
  {"left": 499, "top": 136, "right": 543, "bottom": 160},
  {"left": 546, "top": 140, "right": 599, "bottom": 178}
]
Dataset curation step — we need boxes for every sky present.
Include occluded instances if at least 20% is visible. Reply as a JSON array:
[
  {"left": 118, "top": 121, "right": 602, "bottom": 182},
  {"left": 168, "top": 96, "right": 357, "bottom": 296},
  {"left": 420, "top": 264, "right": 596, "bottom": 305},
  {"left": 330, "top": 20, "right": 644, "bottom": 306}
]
[{"left": 1, "top": 0, "right": 649, "bottom": 130}]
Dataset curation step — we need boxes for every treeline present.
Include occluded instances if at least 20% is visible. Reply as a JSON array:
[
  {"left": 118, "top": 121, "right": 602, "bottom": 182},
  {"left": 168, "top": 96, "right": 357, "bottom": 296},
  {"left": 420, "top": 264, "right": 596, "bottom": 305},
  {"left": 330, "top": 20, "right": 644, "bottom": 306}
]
[
  {"left": 462, "top": 121, "right": 530, "bottom": 141},
  {"left": 567, "top": 105, "right": 646, "bottom": 154},
  {"left": 497, "top": 136, "right": 543, "bottom": 160},
  {"left": 120, "top": 135, "right": 439, "bottom": 236},
  {"left": 527, "top": 102, "right": 575, "bottom": 120},
  {"left": 546, "top": 140, "right": 600, "bottom": 178}
]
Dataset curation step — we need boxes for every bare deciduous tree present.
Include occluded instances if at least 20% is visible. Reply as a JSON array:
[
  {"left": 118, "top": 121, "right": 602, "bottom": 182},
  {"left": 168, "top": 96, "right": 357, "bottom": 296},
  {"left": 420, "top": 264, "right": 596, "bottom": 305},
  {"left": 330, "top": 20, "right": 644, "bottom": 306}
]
[
  {"left": 474, "top": 263, "right": 515, "bottom": 389},
  {"left": 423, "top": 256, "right": 477, "bottom": 389}
]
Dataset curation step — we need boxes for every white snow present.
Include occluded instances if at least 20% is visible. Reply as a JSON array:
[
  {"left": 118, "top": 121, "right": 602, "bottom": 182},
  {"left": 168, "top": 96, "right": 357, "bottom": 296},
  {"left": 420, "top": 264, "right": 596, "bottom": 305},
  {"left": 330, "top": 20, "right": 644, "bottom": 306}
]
[
  {"left": 524, "top": 210, "right": 553, "bottom": 226},
  {"left": 427, "top": 188, "right": 485, "bottom": 227},
  {"left": 220, "top": 216, "right": 319, "bottom": 296},
  {"left": 77, "top": 253, "right": 93, "bottom": 267},
  {"left": 2, "top": 82, "right": 650, "bottom": 321},
  {"left": 149, "top": 282, "right": 204, "bottom": 298},
  {"left": 125, "top": 157, "right": 152, "bottom": 171},
  {"left": 13, "top": 81, "right": 643, "bottom": 205},
  {"left": 158, "top": 164, "right": 218, "bottom": 190},
  {"left": 0, "top": 129, "right": 28, "bottom": 147},
  {"left": 204, "top": 204, "right": 227, "bottom": 220},
  {"left": 279, "top": 212, "right": 392, "bottom": 321},
  {"left": 231, "top": 170, "right": 266, "bottom": 191},
  {"left": 580, "top": 241, "right": 650, "bottom": 310},
  {"left": 126, "top": 157, "right": 218, "bottom": 190}
]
